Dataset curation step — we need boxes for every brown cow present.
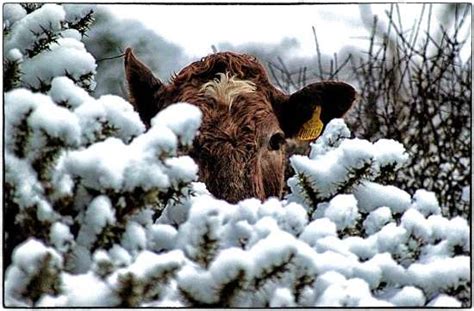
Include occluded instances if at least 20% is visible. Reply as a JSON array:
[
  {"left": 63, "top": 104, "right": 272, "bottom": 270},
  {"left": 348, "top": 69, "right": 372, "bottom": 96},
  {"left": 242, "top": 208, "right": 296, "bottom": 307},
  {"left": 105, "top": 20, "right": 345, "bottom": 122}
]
[{"left": 124, "top": 49, "right": 356, "bottom": 203}]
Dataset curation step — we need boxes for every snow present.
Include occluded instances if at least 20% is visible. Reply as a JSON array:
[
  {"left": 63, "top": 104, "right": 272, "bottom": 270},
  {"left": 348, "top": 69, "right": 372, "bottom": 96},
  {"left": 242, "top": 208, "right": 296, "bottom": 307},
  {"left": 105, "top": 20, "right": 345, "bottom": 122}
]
[
  {"left": 3, "top": 4, "right": 27, "bottom": 26},
  {"left": 461, "top": 186, "right": 470, "bottom": 203},
  {"left": 366, "top": 253, "right": 407, "bottom": 285},
  {"left": 343, "top": 235, "right": 378, "bottom": 260},
  {"left": 313, "top": 250, "right": 355, "bottom": 277},
  {"left": 363, "top": 206, "right": 392, "bottom": 235},
  {"left": 63, "top": 4, "right": 95, "bottom": 22},
  {"left": 108, "top": 244, "right": 132, "bottom": 267},
  {"left": 36, "top": 199, "right": 59, "bottom": 222},
  {"left": 427, "top": 294, "right": 462, "bottom": 307},
  {"left": 313, "top": 271, "right": 346, "bottom": 301},
  {"left": 316, "top": 277, "right": 373, "bottom": 306},
  {"left": 3, "top": 8, "right": 470, "bottom": 306},
  {"left": 177, "top": 265, "right": 216, "bottom": 304},
  {"left": 121, "top": 221, "right": 147, "bottom": 253},
  {"left": 151, "top": 102, "right": 202, "bottom": 146},
  {"left": 207, "top": 247, "right": 252, "bottom": 286},
  {"left": 426, "top": 215, "right": 470, "bottom": 253},
  {"left": 250, "top": 231, "right": 297, "bottom": 276},
  {"left": 99, "top": 94, "right": 145, "bottom": 142},
  {"left": 426, "top": 214, "right": 450, "bottom": 241},
  {"left": 11, "top": 238, "right": 62, "bottom": 275},
  {"left": 354, "top": 181, "right": 411, "bottom": 214},
  {"left": 6, "top": 102, "right": 470, "bottom": 306},
  {"left": 164, "top": 156, "right": 199, "bottom": 187},
  {"left": 5, "top": 89, "right": 42, "bottom": 150},
  {"left": 73, "top": 95, "right": 145, "bottom": 145},
  {"left": 401, "top": 208, "right": 432, "bottom": 241},
  {"left": 270, "top": 287, "right": 296, "bottom": 307},
  {"left": 5, "top": 240, "right": 63, "bottom": 306},
  {"left": 236, "top": 198, "right": 260, "bottom": 223},
  {"left": 314, "top": 236, "right": 354, "bottom": 258},
  {"left": 36, "top": 295, "right": 68, "bottom": 307},
  {"left": 388, "top": 286, "right": 425, "bottom": 306},
  {"left": 299, "top": 218, "right": 337, "bottom": 246},
  {"left": 62, "top": 272, "right": 119, "bottom": 306},
  {"left": 84, "top": 196, "right": 115, "bottom": 234},
  {"left": 322, "top": 194, "right": 360, "bottom": 231},
  {"left": 407, "top": 256, "right": 470, "bottom": 295},
  {"left": 5, "top": 153, "right": 42, "bottom": 208},
  {"left": 290, "top": 139, "right": 374, "bottom": 200},
  {"left": 289, "top": 121, "right": 411, "bottom": 210},
  {"left": 257, "top": 197, "right": 283, "bottom": 219},
  {"left": 372, "top": 138, "right": 409, "bottom": 169},
  {"left": 59, "top": 29, "right": 82, "bottom": 41},
  {"left": 375, "top": 223, "right": 408, "bottom": 254},
  {"left": 411, "top": 189, "right": 441, "bottom": 216},
  {"left": 92, "top": 249, "right": 111, "bottom": 266},
  {"left": 147, "top": 224, "right": 178, "bottom": 252},
  {"left": 50, "top": 222, "right": 73, "bottom": 253},
  {"left": 4, "top": 4, "right": 65, "bottom": 54},
  {"left": 132, "top": 124, "right": 177, "bottom": 157},
  {"left": 177, "top": 195, "right": 229, "bottom": 261},
  {"left": 28, "top": 95, "right": 81, "bottom": 146},
  {"left": 118, "top": 250, "right": 185, "bottom": 281},
  {"left": 75, "top": 197, "right": 114, "bottom": 258},
  {"left": 57, "top": 103, "right": 200, "bottom": 195},
  {"left": 444, "top": 216, "right": 470, "bottom": 250},
  {"left": 278, "top": 202, "right": 308, "bottom": 235},
  {"left": 6, "top": 48, "right": 23, "bottom": 62},
  {"left": 352, "top": 260, "right": 382, "bottom": 289},
  {"left": 21, "top": 37, "right": 97, "bottom": 90},
  {"left": 309, "top": 118, "right": 351, "bottom": 158},
  {"left": 61, "top": 138, "right": 129, "bottom": 190},
  {"left": 49, "top": 76, "right": 93, "bottom": 108}
]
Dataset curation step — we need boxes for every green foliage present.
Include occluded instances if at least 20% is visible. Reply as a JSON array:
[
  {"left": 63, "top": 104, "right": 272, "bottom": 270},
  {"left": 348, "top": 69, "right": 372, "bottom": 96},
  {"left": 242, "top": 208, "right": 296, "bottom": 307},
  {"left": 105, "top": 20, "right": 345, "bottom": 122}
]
[
  {"left": 194, "top": 223, "right": 220, "bottom": 269},
  {"left": 295, "top": 172, "right": 321, "bottom": 214},
  {"left": 31, "top": 134, "right": 64, "bottom": 183},
  {"left": 24, "top": 253, "right": 62, "bottom": 304},
  {"left": 11, "top": 109, "right": 33, "bottom": 158},
  {"left": 25, "top": 25, "right": 60, "bottom": 58},
  {"left": 68, "top": 10, "right": 95, "bottom": 36},
  {"left": 4, "top": 59, "right": 22, "bottom": 92},
  {"left": 333, "top": 160, "right": 374, "bottom": 196},
  {"left": 253, "top": 253, "right": 295, "bottom": 293},
  {"left": 117, "top": 272, "right": 143, "bottom": 307},
  {"left": 21, "top": 3, "right": 44, "bottom": 13}
]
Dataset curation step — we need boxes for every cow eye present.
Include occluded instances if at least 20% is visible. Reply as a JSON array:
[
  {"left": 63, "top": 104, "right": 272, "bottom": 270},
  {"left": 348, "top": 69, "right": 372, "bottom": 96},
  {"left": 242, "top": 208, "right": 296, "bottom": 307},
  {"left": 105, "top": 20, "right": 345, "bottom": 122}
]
[{"left": 268, "top": 132, "right": 285, "bottom": 151}]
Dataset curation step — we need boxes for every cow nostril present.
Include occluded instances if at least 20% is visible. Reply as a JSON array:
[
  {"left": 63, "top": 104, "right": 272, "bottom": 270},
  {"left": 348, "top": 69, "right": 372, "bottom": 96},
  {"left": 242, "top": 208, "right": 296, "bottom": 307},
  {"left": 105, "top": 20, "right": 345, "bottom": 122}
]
[{"left": 268, "top": 132, "right": 285, "bottom": 151}]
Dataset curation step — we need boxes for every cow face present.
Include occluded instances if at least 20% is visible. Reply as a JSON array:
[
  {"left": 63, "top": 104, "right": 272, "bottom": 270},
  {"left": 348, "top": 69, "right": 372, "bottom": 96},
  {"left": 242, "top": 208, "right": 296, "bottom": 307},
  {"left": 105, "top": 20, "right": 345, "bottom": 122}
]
[{"left": 125, "top": 48, "right": 356, "bottom": 203}]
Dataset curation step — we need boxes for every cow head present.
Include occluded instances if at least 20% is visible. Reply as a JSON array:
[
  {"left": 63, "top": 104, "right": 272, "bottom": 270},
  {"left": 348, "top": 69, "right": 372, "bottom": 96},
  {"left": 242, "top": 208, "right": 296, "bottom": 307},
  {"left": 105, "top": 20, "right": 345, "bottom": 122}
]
[{"left": 125, "top": 48, "right": 356, "bottom": 203}]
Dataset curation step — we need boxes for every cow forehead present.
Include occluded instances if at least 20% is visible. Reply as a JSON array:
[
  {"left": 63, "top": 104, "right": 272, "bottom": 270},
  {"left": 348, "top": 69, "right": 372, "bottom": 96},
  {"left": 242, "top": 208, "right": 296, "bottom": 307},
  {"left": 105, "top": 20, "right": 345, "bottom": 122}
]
[
  {"left": 172, "top": 52, "right": 273, "bottom": 89},
  {"left": 200, "top": 72, "right": 257, "bottom": 109},
  {"left": 168, "top": 52, "right": 284, "bottom": 129}
]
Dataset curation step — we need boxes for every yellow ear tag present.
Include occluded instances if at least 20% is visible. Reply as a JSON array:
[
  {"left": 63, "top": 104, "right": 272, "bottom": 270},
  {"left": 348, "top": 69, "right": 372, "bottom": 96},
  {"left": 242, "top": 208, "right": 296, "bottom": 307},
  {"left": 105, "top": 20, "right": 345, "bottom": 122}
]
[{"left": 297, "top": 105, "right": 324, "bottom": 141}]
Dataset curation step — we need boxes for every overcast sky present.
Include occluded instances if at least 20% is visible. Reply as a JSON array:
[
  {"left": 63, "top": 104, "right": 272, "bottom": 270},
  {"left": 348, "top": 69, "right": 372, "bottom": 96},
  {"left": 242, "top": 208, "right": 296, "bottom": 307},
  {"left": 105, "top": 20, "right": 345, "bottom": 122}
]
[{"left": 107, "top": 3, "right": 470, "bottom": 60}]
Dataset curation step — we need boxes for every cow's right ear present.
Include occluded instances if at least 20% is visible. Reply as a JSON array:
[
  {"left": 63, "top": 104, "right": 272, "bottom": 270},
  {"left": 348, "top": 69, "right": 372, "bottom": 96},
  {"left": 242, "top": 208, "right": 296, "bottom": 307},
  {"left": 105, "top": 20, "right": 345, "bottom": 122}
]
[
  {"left": 124, "top": 48, "right": 163, "bottom": 127},
  {"left": 275, "top": 81, "right": 357, "bottom": 140}
]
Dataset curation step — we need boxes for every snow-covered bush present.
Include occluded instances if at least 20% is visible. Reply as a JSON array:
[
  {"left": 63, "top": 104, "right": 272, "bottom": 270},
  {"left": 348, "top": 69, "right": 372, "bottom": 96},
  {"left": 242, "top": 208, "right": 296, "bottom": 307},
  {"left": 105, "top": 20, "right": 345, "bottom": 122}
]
[
  {"left": 4, "top": 4, "right": 96, "bottom": 93},
  {"left": 3, "top": 4, "right": 470, "bottom": 308}
]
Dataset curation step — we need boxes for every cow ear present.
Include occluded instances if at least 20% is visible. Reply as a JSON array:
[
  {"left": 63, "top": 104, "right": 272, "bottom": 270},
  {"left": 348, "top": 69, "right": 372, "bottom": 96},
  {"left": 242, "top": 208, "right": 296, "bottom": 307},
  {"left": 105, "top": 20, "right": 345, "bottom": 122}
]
[
  {"left": 277, "top": 81, "right": 357, "bottom": 140},
  {"left": 124, "top": 48, "right": 163, "bottom": 127}
]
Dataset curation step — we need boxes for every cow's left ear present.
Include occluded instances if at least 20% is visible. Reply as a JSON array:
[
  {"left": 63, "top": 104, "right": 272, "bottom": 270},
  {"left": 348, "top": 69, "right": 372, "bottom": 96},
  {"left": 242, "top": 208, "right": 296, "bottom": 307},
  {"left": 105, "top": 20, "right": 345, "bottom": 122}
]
[
  {"left": 276, "top": 81, "right": 357, "bottom": 140},
  {"left": 124, "top": 48, "right": 164, "bottom": 127}
]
